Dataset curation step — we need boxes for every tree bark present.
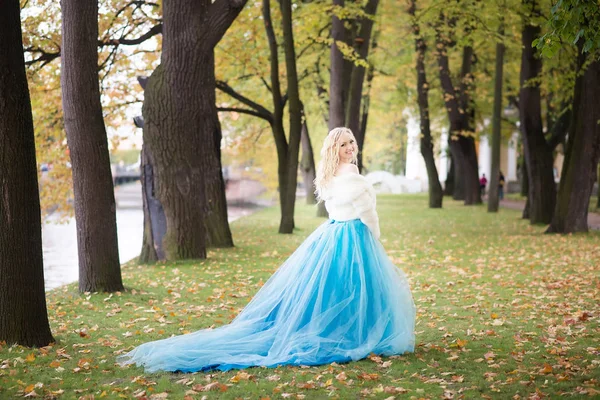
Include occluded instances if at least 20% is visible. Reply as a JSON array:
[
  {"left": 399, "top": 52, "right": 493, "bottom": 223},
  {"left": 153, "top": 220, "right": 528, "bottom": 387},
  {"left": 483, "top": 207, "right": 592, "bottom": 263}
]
[
  {"left": 345, "top": 0, "right": 380, "bottom": 172},
  {"left": 329, "top": 0, "right": 346, "bottom": 129},
  {"left": 278, "top": 0, "right": 303, "bottom": 233},
  {"left": 138, "top": 145, "right": 164, "bottom": 262},
  {"left": 204, "top": 123, "right": 234, "bottom": 248},
  {"left": 300, "top": 106, "right": 317, "bottom": 205},
  {"left": 409, "top": 0, "right": 442, "bottom": 208},
  {"left": 488, "top": 22, "right": 505, "bottom": 213},
  {"left": 518, "top": 0, "right": 556, "bottom": 224},
  {"left": 133, "top": 79, "right": 166, "bottom": 263},
  {"left": 520, "top": 151, "right": 530, "bottom": 218},
  {"left": 444, "top": 156, "right": 455, "bottom": 196},
  {"left": 519, "top": 154, "right": 529, "bottom": 196},
  {"left": 320, "top": 0, "right": 348, "bottom": 219},
  {"left": 142, "top": 1, "right": 245, "bottom": 260},
  {"left": 61, "top": 0, "right": 123, "bottom": 292},
  {"left": 547, "top": 56, "right": 600, "bottom": 233},
  {"left": 435, "top": 22, "right": 480, "bottom": 205},
  {"left": 597, "top": 163, "right": 600, "bottom": 210},
  {"left": 0, "top": 0, "right": 55, "bottom": 347}
]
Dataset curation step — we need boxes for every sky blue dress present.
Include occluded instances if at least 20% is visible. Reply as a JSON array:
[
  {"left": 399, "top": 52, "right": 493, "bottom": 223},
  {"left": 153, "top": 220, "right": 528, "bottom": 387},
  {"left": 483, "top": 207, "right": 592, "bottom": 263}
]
[{"left": 118, "top": 210, "right": 416, "bottom": 373}]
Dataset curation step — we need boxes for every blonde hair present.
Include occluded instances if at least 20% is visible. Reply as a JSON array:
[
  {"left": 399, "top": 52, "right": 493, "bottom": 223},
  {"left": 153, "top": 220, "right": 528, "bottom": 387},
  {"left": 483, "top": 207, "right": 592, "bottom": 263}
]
[{"left": 314, "top": 127, "right": 358, "bottom": 201}]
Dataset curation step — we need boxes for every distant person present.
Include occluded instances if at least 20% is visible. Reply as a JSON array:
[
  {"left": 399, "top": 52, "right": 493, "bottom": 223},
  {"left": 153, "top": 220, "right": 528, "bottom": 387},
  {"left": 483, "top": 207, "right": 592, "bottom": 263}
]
[
  {"left": 479, "top": 174, "right": 488, "bottom": 197},
  {"left": 499, "top": 171, "right": 505, "bottom": 200},
  {"left": 118, "top": 127, "right": 415, "bottom": 373}
]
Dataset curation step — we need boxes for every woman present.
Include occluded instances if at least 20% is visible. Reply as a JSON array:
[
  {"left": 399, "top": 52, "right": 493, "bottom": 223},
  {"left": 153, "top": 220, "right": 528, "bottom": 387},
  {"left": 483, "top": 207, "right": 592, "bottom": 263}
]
[{"left": 118, "top": 127, "right": 415, "bottom": 373}]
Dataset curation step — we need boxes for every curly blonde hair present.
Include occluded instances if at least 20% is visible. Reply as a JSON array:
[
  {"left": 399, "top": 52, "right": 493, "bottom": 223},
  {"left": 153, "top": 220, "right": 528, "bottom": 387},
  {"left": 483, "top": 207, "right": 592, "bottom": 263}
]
[{"left": 314, "top": 127, "right": 358, "bottom": 201}]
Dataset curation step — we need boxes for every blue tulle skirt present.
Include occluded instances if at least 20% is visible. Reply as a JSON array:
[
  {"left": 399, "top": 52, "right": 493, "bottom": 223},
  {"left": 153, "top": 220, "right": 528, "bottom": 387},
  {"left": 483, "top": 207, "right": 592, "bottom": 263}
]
[{"left": 118, "top": 219, "right": 416, "bottom": 373}]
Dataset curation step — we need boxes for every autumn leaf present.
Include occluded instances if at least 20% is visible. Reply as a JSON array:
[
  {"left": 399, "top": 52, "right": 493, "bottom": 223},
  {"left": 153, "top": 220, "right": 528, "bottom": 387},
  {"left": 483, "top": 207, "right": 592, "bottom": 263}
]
[{"left": 540, "top": 364, "right": 553, "bottom": 374}]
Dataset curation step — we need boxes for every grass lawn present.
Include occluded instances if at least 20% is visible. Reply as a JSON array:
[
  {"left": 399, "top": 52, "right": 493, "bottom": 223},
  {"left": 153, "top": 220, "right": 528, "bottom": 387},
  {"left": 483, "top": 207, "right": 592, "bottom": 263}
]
[{"left": 1, "top": 195, "right": 598, "bottom": 399}]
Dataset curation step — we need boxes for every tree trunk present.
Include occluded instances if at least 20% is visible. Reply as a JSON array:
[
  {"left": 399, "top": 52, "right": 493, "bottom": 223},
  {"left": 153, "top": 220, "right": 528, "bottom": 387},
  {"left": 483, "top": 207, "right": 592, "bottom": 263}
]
[
  {"left": 488, "top": 23, "right": 505, "bottom": 213},
  {"left": 520, "top": 154, "right": 529, "bottom": 197},
  {"left": 300, "top": 107, "right": 317, "bottom": 205},
  {"left": 142, "top": 0, "right": 245, "bottom": 259},
  {"left": 409, "top": 0, "right": 442, "bottom": 208},
  {"left": 345, "top": 0, "right": 380, "bottom": 172},
  {"left": 358, "top": 53, "right": 376, "bottom": 171},
  {"left": 278, "top": 0, "right": 303, "bottom": 234},
  {"left": 597, "top": 163, "right": 600, "bottom": 210},
  {"left": 262, "top": 0, "right": 301, "bottom": 233},
  {"left": 435, "top": 21, "right": 480, "bottom": 205},
  {"left": 0, "top": 0, "right": 55, "bottom": 347},
  {"left": 458, "top": 117, "right": 481, "bottom": 205},
  {"left": 444, "top": 156, "right": 455, "bottom": 196},
  {"left": 138, "top": 145, "right": 164, "bottom": 262},
  {"left": 320, "top": 0, "right": 348, "bottom": 219},
  {"left": 329, "top": 0, "right": 346, "bottom": 129},
  {"left": 547, "top": 56, "right": 600, "bottom": 233},
  {"left": 519, "top": 1, "right": 555, "bottom": 224},
  {"left": 205, "top": 123, "right": 233, "bottom": 248},
  {"left": 61, "top": 0, "right": 123, "bottom": 292}
]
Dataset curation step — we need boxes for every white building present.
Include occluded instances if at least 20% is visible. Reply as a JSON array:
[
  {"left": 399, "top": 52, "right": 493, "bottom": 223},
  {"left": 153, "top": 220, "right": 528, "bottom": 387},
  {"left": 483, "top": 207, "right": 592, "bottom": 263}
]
[{"left": 404, "top": 116, "right": 520, "bottom": 192}]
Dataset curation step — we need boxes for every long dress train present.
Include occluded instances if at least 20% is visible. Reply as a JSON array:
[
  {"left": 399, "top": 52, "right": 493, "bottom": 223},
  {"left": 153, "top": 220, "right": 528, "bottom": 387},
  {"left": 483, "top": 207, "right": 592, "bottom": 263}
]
[{"left": 118, "top": 174, "right": 416, "bottom": 373}]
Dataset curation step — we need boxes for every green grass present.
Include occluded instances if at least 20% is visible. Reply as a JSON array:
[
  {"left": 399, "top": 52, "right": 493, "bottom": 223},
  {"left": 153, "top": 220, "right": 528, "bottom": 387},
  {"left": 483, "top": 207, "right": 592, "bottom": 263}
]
[{"left": 1, "top": 195, "right": 599, "bottom": 399}]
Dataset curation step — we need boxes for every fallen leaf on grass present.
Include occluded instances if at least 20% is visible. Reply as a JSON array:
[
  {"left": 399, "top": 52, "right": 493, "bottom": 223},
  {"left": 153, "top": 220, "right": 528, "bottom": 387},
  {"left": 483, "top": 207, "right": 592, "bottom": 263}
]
[{"left": 192, "top": 382, "right": 228, "bottom": 392}]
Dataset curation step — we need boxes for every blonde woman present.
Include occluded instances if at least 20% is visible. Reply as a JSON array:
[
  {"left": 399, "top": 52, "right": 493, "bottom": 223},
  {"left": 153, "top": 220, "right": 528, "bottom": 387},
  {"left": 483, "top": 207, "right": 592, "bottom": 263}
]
[{"left": 119, "top": 127, "right": 416, "bottom": 373}]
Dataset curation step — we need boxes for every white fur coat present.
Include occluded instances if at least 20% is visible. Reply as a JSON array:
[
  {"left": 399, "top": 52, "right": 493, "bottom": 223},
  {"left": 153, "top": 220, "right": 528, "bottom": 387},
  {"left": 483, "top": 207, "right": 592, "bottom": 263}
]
[{"left": 320, "top": 173, "right": 380, "bottom": 239}]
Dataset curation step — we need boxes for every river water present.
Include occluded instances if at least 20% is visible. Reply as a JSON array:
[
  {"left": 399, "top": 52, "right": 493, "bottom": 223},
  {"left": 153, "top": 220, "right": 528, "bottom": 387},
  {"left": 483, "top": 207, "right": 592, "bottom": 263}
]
[
  {"left": 42, "top": 181, "right": 267, "bottom": 291},
  {"left": 42, "top": 209, "right": 144, "bottom": 291}
]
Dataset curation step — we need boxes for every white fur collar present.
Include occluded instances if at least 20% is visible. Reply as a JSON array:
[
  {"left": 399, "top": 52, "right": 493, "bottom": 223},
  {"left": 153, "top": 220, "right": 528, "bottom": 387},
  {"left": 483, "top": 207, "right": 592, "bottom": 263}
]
[{"left": 320, "top": 173, "right": 372, "bottom": 202}]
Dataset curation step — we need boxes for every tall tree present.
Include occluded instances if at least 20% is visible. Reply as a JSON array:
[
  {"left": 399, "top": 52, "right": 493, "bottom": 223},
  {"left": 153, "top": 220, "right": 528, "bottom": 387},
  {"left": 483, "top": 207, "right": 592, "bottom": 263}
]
[
  {"left": 329, "top": 0, "right": 346, "bottom": 129},
  {"left": 518, "top": 0, "right": 556, "bottom": 224},
  {"left": 318, "top": 0, "right": 348, "bottom": 219},
  {"left": 434, "top": 14, "right": 481, "bottom": 205},
  {"left": 536, "top": 1, "right": 600, "bottom": 233},
  {"left": 408, "top": 0, "right": 442, "bottom": 208},
  {"left": 61, "top": 0, "right": 123, "bottom": 292},
  {"left": 326, "top": 0, "right": 381, "bottom": 173},
  {"left": 212, "top": 0, "right": 315, "bottom": 230},
  {"left": 259, "top": 0, "right": 303, "bottom": 233},
  {"left": 142, "top": 0, "right": 246, "bottom": 260},
  {"left": 278, "top": 0, "right": 303, "bottom": 232},
  {"left": 345, "top": 0, "right": 380, "bottom": 172},
  {"left": 0, "top": 0, "right": 55, "bottom": 347},
  {"left": 547, "top": 53, "right": 600, "bottom": 232},
  {"left": 488, "top": 16, "right": 505, "bottom": 213}
]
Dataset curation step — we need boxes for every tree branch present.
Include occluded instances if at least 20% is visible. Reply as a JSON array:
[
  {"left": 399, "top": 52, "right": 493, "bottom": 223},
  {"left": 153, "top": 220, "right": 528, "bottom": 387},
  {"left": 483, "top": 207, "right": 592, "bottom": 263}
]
[
  {"left": 206, "top": 0, "right": 249, "bottom": 50},
  {"left": 24, "top": 24, "right": 162, "bottom": 67},
  {"left": 215, "top": 80, "right": 273, "bottom": 123},
  {"left": 262, "top": 0, "right": 288, "bottom": 153},
  {"left": 217, "top": 107, "right": 273, "bottom": 123},
  {"left": 99, "top": 23, "right": 163, "bottom": 46},
  {"left": 24, "top": 47, "right": 60, "bottom": 67}
]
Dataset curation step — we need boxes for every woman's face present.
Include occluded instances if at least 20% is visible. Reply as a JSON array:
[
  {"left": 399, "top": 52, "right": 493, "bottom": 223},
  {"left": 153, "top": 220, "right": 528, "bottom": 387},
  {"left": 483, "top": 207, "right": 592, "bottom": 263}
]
[{"left": 338, "top": 131, "right": 356, "bottom": 164}]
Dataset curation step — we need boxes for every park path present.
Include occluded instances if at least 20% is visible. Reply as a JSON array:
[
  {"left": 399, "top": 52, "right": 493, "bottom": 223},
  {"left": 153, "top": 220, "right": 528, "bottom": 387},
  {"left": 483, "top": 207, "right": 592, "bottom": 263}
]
[{"left": 499, "top": 198, "right": 600, "bottom": 231}]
